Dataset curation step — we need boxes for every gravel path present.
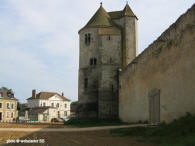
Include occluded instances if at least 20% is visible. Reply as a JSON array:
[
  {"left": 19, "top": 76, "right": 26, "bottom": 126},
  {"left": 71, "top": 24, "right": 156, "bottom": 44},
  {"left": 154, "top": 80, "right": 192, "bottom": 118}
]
[{"left": 0, "top": 124, "right": 149, "bottom": 132}]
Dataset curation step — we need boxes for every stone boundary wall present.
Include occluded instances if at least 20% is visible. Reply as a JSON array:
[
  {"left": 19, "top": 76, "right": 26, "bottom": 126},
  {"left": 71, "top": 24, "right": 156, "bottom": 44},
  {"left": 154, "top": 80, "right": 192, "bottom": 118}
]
[{"left": 119, "top": 4, "right": 195, "bottom": 123}]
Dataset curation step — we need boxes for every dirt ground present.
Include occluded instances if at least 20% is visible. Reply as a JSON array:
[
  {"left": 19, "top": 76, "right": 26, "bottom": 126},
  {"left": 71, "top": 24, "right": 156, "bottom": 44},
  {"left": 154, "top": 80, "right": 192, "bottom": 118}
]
[
  {"left": 0, "top": 130, "right": 156, "bottom": 146},
  {"left": 0, "top": 123, "right": 156, "bottom": 146}
]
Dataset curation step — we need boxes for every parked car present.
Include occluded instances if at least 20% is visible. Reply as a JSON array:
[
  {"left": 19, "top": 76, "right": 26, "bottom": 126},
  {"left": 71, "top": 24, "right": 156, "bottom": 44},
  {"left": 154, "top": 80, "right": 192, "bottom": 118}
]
[
  {"left": 18, "top": 117, "right": 30, "bottom": 122},
  {"left": 60, "top": 117, "right": 70, "bottom": 122},
  {"left": 51, "top": 118, "right": 63, "bottom": 123}
]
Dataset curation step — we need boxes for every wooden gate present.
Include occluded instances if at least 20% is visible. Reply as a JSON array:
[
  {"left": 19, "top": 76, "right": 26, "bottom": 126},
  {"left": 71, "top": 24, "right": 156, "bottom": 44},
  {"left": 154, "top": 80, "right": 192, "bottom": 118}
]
[{"left": 149, "top": 89, "right": 160, "bottom": 124}]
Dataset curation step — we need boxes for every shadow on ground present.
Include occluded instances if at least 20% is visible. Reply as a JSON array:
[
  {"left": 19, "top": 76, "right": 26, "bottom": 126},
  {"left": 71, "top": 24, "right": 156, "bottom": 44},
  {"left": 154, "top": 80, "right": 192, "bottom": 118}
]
[{"left": 0, "top": 123, "right": 156, "bottom": 146}]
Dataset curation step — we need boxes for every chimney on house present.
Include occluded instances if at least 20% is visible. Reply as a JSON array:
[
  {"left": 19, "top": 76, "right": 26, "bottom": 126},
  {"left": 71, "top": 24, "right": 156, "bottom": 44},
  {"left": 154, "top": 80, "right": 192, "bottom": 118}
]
[
  {"left": 62, "top": 92, "right": 64, "bottom": 97},
  {"left": 32, "top": 89, "right": 36, "bottom": 98}
]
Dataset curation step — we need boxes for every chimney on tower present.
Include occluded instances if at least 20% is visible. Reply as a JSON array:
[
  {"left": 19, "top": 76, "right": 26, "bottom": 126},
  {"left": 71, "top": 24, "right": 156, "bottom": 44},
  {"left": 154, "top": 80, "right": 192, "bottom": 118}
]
[
  {"left": 32, "top": 89, "right": 36, "bottom": 98},
  {"left": 62, "top": 92, "right": 64, "bottom": 97}
]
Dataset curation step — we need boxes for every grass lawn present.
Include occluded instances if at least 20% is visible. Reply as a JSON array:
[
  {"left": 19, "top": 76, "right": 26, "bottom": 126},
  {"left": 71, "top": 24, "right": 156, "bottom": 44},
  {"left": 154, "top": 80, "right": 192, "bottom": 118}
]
[
  {"left": 64, "top": 118, "right": 126, "bottom": 127},
  {"left": 110, "top": 113, "right": 195, "bottom": 146}
]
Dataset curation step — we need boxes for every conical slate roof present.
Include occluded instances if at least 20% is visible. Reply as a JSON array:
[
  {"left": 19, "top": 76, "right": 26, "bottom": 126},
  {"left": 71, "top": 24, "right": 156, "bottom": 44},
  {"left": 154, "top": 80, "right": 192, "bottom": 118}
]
[
  {"left": 123, "top": 4, "right": 137, "bottom": 18},
  {"left": 85, "top": 5, "right": 113, "bottom": 28},
  {"left": 79, "top": 4, "right": 137, "bottom": 33}
]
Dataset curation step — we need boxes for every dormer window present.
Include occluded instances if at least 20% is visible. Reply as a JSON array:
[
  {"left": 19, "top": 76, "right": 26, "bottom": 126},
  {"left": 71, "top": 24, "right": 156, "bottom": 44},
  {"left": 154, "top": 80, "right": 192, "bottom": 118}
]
[
  {"left": 7, "top": 93, "right": 11, "bottom": 98},
  {"left": 89, "top": 58, "right": 97, "bottom": 66},
  {"left": 85, "top": 33, "right": 91, "bottom": 45},
  {"left": 11, "top": 94, "right": 14, "bottom": 98}
]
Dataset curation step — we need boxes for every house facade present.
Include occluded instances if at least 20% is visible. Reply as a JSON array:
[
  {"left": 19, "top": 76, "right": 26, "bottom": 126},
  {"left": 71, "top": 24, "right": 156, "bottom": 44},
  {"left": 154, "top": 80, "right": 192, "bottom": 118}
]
[
  {"left": 0, "top": 87, "right": 18, "bottom": 122},
  {"left": 27, "top": 90, "right": 71, "bottom": 122}
]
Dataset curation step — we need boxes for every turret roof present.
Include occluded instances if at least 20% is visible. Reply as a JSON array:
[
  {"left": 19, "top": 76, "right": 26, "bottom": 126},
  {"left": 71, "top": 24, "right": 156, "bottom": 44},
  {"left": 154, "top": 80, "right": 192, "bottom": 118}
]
[
  {"left": 85, "top": 5, "right": 113, "bottom": 28},
  {"left": 123, "top": 4, "right": 137, "bottom": 18}
]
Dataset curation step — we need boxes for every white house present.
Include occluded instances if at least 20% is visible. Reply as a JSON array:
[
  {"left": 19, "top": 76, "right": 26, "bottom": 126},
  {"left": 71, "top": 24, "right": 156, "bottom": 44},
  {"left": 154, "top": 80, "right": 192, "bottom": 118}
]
[{"left": 27, "top": 89, "right": 71, "bottom": 122}]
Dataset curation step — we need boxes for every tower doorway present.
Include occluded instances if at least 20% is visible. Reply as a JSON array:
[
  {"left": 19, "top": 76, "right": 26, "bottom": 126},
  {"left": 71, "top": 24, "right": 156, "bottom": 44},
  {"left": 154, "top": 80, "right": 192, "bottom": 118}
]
[{"left": 149, "top": 89, "right": 160, "bottom": 124}]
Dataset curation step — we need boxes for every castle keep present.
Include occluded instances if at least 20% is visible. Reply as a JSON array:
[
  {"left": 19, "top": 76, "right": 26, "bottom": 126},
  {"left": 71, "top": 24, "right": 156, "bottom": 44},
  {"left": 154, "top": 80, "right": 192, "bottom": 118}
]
[
  {"left": 78, "top": 3, "right": 138, "bottom": 118},
  {"left": 78, "top": 3, "right": 195, "bottom": 123}
]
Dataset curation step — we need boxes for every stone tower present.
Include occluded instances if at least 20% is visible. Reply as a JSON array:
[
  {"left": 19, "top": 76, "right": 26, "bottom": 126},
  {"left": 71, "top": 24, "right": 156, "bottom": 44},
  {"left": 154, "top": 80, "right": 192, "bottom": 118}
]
[{"left": 78, "top": 3, "right": 138, "bottom": 119}]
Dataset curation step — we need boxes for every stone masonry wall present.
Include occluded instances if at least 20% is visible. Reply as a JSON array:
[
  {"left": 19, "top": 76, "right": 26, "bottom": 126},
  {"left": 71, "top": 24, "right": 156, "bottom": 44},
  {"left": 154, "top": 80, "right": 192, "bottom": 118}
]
[
  {"left": 98, "top": 34, "right": 121, "bottom": 118},
  {"left": 78, "top": 28, "right": 100, "bottom": 118}
]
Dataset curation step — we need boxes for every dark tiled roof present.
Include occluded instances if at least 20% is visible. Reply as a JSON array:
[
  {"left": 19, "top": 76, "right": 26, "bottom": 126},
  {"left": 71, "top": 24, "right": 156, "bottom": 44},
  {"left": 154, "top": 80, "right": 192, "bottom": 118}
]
[
  {"left": 108, "top": 11, "right": 123, "bottom": 19},
  {"left": 27, "top": 92, "right": 71, "bottom": 101},
  {"left": 0, "top": 87, "right": 17, "bottom": 100},
  {"left": 109, "top": 4, "right": 137, "bottom": 19}
]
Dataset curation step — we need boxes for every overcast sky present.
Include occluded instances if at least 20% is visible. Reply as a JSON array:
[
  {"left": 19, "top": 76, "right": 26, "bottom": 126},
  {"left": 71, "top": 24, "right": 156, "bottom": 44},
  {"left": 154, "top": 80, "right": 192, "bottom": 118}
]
[{"left": 0, "top": 0, "right": 194, "bottom": 103}]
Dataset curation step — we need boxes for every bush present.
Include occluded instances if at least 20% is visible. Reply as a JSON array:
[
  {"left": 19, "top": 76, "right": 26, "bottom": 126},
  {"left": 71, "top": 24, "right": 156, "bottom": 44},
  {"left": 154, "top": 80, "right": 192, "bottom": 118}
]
[{"left": 64, "top": 117, "right": 124, "bottom": 127}]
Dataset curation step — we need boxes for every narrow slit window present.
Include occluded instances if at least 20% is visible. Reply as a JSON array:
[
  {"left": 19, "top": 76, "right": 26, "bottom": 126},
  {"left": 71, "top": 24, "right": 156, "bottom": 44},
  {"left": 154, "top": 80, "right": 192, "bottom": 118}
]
[
  {"left": 111, "top": 85, "right": 114, "bottom": 91},
  {"left": 108, "top": 35, "right": 111, "bottom": 40},
  {"left": 90, "top": 58, "right": 93, "bottom": 65},
  {"left": 88, "top": 33, "right": 91, "bottom": 44},
  {"left": 84, "top": 78, "right": 88, "bottom": 89},
  {"left": 110, "top": 58, "right": 112, "bottom": 64},
  {"left": 85, "top": 34, "right": 88, "bottom": 44},
  {"left": 94, "top": 58, "right": 97, "bottom": 65}
]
